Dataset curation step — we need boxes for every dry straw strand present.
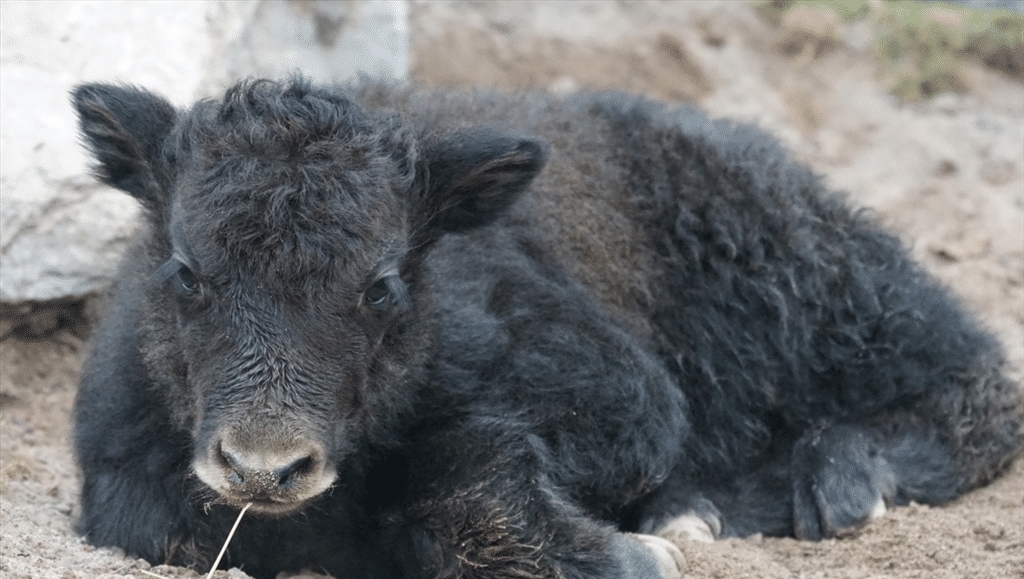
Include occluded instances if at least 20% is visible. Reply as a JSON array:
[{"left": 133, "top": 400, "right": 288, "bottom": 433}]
[{"left": 204, "top": 502, "right": 253, "bottom": 579}]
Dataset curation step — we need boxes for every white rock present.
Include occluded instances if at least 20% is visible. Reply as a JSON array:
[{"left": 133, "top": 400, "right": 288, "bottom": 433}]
[{"left": 226, "top": 1, "right": 409, "bottom": 84}]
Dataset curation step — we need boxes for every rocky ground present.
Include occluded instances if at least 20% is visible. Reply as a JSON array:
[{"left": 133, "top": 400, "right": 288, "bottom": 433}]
[{"left": 1, "top": 2, "right": 1022, "bottom": 578}]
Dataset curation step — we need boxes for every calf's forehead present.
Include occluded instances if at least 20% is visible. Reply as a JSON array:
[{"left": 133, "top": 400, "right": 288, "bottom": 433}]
[{"left": 167, "top": 104, "right": 411, "bottom": 289}]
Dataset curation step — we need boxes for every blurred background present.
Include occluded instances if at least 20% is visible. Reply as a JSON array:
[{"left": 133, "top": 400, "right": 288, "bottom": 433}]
[
  {"left": 1, "top": 0, "right": 1021, "bottom": 333},
  {"left": 1, "top": 2, "right": 1022, "bottom": 578}
]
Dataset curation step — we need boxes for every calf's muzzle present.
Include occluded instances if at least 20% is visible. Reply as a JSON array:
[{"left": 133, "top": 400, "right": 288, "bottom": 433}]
[
  {"left": 193, "top": 424, "right": 336, "bottom": 515},
  {"left": 217, "top": 439, "right": 318, "bottom": 495}
]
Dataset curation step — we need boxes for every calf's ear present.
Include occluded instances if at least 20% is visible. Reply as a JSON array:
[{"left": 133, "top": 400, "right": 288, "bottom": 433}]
[
  {"left": 71, "top": 83, "right": 176, "bottom": 214},
  {"left": 415, "top": 128, "right": 548, "bottom": 239}
]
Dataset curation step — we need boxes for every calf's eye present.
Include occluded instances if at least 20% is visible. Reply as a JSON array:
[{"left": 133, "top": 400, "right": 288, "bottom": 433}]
[
  {"left": 152, "top": 255, "right": 204, "bottom": 302},
  {"left": 176, "top": 265, "right": 200, "bottom": 297},
  {"left": 364, "top": 278, "right": 391, "bottom": 309}
]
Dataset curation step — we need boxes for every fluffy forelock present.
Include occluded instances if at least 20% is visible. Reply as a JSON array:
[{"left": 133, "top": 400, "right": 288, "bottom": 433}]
[{"left": 173, "top": 78, "right": 417, "bottom": 296}]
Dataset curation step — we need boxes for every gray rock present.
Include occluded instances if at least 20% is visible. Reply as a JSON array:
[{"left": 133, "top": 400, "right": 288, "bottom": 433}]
[{"left": 227, "top": 1, "right": 409, "bottom": 84}]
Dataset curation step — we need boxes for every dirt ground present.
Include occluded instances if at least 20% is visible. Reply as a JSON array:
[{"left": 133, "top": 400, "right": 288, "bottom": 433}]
[{"left": 1, "top": 2, "right": 1022, "bottom": 578}]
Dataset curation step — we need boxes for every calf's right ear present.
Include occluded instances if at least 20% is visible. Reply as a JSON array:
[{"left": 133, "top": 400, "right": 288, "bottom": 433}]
[
  {"left": 414, "top": 128, "right": 549, "bottom": 243},
  {"left": 71, "top": 83, "right": 176, "bottom": 213}
]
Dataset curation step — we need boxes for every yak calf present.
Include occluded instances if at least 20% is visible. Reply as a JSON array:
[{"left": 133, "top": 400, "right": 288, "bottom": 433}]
[{"left": 71, "top": 78, "right": 1023, "bottom": 579}]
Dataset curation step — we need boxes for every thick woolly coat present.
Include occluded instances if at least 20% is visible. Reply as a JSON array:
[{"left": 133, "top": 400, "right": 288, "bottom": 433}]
[{"left": 72, "top": 79, "right": 1023, "bottom": 579}]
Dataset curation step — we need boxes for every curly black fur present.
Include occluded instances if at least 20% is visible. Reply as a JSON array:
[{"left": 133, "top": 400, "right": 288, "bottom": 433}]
[{"left": 71, "top": 78, "right": 1023, "bottom": 578}]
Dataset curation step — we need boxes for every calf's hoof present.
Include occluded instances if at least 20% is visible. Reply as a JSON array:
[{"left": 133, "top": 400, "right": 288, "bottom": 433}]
[
  {"left": 791, "top": 424, "right": 895, "bottom": 540},
  {"left": 615, "top": 533, "right": 686, "bottom": 579},
  {"left": 653, "top": 506, "right": 722, "bottom": 544}
]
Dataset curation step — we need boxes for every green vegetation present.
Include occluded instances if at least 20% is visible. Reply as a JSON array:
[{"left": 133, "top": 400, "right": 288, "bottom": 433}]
[
  {"left": 755, "top": 0, "right": 1024, "bottom": 100},
  {"left": 756, "top": 0, "right": 871, "bottom": 24},
  {"left": 962, "top": 8, "right": 1023, "bottom": 77}
]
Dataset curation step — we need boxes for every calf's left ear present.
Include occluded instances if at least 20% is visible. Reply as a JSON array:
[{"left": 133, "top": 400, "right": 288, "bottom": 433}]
[
  {"left": 415, "top": 128, "right": 549, "bottom": 240},
  {"left": 71, "top": 83, "right": 176, "bottom": 215}
]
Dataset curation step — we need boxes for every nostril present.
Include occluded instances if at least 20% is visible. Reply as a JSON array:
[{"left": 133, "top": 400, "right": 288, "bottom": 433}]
[
  {"left": 217, "top": 442, "right": 246, "bottom": 486},
  {"left": 226, "top": 469, "right": 244, "bottom": 486},
  {"left": 275, "top": 455, "right": 315, "bottom": 490}
]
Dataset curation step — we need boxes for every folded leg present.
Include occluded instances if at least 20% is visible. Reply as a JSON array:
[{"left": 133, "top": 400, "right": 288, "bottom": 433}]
[{"left": 390, "top": 418, "right": 685, "bottom": 579}]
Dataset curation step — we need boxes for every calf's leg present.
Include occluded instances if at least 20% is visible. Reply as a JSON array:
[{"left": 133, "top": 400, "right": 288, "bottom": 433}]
[{"left": 391, "top": 419, "right": 685, "bottom": 579}]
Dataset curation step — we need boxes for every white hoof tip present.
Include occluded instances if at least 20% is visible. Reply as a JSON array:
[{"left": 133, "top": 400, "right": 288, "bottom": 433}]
[
  {"left": 869, "top": 497, "right": 887, "bottom": 519},
  {"left": 655, "top": 512, "right": 717, "bottom": 543},
  {"left": 627, "top": 533, "right": 686, "bottom": 579}
]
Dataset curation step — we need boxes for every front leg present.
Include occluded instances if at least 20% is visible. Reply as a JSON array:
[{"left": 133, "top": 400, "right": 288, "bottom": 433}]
[
  {"left": 391, "top": 419, "right": 685, "bottom": 579},
  {"left": 74, "top": 308, "right": 226, "bottom": 568}
]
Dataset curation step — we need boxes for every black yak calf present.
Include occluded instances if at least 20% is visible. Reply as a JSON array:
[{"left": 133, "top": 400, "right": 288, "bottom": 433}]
[{"left": 71, "top": 78, "right": 1023, "bottom": 579}]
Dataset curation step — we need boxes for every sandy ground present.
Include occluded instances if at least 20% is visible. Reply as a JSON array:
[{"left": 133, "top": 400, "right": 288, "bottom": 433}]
[{"left": 1, "top": 2, "right": 1022, "bottom": 578}]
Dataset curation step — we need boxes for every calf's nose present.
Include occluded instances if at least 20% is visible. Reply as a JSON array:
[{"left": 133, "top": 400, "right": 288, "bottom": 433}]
[{"left": 216, "top": 439, "right": 322, "bottom": 496}]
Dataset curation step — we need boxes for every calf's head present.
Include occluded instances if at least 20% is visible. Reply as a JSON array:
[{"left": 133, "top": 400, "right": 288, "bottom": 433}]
[{"left": 72, "top": 79, "right": 547, "bottom": 514}]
